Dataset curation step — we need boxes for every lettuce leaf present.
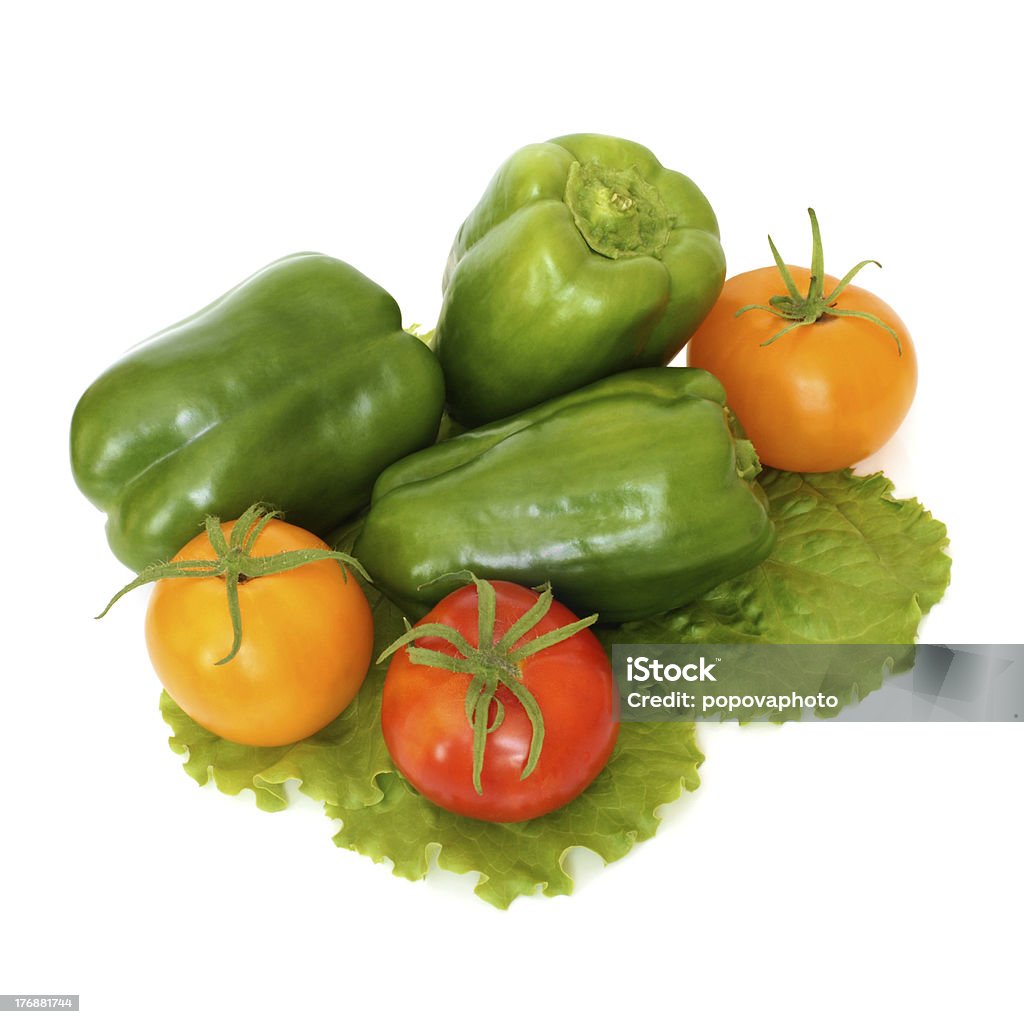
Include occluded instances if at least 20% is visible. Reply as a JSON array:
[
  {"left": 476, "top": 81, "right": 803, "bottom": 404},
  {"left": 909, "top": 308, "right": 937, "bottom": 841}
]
[
  {"left": 161, "top": 468, "right": 950, "bottom": 905},
  {"left": 328, "top": 722, "right": 702, "bottom": 908},
  {"left": 600, "top": 469, "right": 950, "bottom": 646}
]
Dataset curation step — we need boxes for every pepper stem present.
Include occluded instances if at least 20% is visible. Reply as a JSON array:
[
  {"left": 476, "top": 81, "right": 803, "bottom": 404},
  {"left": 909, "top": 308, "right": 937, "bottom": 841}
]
[
  {"left": 96, "top": 504, "right": 370, "bottom": 665},
  {"left": 377, "top": 575, "right": 598, "bottom": 795},
  {"left": 564, "top": 160, "right": 671, "bottom": 260},
  {"left": 735, "top": 208, "right": 902, "bottom": 354}
]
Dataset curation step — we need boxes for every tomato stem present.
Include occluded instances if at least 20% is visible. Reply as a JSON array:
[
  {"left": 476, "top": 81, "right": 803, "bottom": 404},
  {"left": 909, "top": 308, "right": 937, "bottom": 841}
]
[
  {"left": 377, "top": 574, "right": 598, "bottom": 795},
  {"left": 735, "top": 208, "right": 902, "bottom": 354},
  {"left": 96, "top": 503, "right": 370, "bottom": 664}
]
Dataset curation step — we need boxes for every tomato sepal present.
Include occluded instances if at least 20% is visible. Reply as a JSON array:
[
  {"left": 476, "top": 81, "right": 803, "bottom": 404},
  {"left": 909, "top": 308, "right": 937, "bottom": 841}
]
[
  {"left": 98, "top": 503, "right": 370, "bottom": 664},
  {"left": 735, "top": 208, "right": 902, "bottom": 353}
]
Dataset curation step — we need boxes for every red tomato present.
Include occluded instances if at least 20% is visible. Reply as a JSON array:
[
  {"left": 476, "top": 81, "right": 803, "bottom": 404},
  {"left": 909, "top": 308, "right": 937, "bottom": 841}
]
[{"left": 381, "top": 580, "right": 619, "bottom": 822}]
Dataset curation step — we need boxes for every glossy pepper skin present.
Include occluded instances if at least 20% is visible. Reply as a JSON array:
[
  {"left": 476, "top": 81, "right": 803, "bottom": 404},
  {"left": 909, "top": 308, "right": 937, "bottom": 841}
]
[
  {"left": 71, "top": 253, "right": 445, "bottom": 571},
  {"left": 434, "top": 134, "right": 726, "bottom": 426},
  {"left": 353, "top": 368, "right": 773, "bottom": 622}
]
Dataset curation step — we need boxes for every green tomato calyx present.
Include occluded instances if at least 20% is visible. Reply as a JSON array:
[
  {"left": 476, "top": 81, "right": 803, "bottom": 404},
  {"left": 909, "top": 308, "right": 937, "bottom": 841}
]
[
  {"left": 736, "top": 208, "right": 902, "bottom": 354},
  {"left": 377, "top": 574, "right": 598, "bottom": 796},
  {"left": 564, "top": 160, "right": 671, "bottom": 260},
  {"left": 96, "top": 503, "right": 369, "bottom": 665}
]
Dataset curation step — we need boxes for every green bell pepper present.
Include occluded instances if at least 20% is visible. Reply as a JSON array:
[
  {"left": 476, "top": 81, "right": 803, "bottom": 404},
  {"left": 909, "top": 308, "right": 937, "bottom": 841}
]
[
  {"left": 71, "top": 253, "right": 445, "bottom": 571},
  {"left": 434, "top": 134, "right": 726, "bottom": 426},
  {"left": 353, "top": 367, "right": 773, "bottom": 622}
]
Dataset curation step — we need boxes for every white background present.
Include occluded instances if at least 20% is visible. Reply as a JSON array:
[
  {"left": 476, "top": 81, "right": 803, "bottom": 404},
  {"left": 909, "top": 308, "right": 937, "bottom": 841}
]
[{"left": 2, "top": 2, "right": 1021, "bottom": 1021}]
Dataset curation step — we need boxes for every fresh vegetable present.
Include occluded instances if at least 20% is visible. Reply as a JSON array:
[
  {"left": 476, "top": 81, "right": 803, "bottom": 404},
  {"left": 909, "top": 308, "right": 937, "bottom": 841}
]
[
  {"left": 378, "top": 575, "right": 618, "bottom": 823},
  {"left": 353, "top": 367, "right": 774, "bottom": 622},
  {"left": 688, "top": 209, "right": 917, "bottom": 472},
  {"left": 101, "top": 505, "right": 374, "bottom": 746},
  {"left": 71, "top": 253, "right": 445, "bottom": 571},
  {"left": 163, "top": 467, "right": 949, "bottom": 906},
  {"left": 65, "top": 126, "right": 954, "bottom": 908},
  {"left": 434, "top": 134, "right": 725, "bottom": 425}
]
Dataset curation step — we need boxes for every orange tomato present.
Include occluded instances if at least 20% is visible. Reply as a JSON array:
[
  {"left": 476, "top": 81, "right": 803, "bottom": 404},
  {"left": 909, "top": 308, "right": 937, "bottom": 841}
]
[
  {"left": 688, "top": 264, "right": 917, "bottom": 473},
  {"left": 146, "top": 518, "right": 373, "bottom": 746}
]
